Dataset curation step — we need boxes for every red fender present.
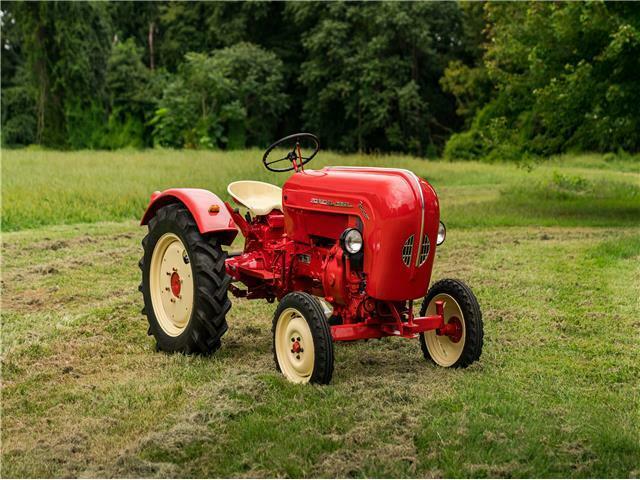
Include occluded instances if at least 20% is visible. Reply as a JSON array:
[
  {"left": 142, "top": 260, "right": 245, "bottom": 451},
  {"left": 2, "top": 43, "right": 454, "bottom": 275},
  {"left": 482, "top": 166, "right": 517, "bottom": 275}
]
[{"left": 140, "top": 188, "right": 238, "bottom": 245}]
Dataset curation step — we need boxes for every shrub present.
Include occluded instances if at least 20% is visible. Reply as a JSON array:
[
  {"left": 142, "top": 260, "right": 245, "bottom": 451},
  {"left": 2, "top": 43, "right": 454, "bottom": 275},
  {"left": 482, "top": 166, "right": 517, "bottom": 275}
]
[
  {"left": 443, "top": 130, "right": 486, "bottom": 160},
  {"left": 151, "top": 43, "right": 287, "bottom": 149}
]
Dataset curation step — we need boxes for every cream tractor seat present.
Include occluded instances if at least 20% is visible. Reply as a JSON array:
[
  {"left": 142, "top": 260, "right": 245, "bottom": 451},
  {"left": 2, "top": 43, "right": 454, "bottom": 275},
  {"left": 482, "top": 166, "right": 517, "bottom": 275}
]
[{"left": 227, "top": 180, "right": 283, "bottom": 216}]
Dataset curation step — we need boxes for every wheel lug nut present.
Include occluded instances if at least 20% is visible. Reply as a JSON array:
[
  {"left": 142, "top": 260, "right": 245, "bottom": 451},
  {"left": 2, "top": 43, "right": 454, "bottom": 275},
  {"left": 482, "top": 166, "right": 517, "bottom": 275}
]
[
  {"left": 291, "top": 338, "right": 294, "bottom": 342},
  {"left": 291, "top": 349, "right": 295, "bottom": 354},
  {"left": 296, "top": 337, "right": 300, "bottom": 341},
  {"left": 300, "top": 348, "right": 304, "bottom": 353},
  {"left": 296, "top": 355, "right": 300, "bottom": 360}
]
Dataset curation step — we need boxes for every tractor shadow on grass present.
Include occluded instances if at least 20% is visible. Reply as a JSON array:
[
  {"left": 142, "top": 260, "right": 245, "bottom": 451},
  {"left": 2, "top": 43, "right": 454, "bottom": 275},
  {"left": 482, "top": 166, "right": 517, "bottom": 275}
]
[{"left": 215, "top": 318, "right": 467, "bottom": 386}]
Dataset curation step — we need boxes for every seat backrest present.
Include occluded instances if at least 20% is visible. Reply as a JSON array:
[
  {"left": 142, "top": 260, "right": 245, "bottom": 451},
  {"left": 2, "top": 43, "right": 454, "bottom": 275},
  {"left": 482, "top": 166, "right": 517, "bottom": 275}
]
[{"left": 227, "top": 180, "right": 283, "bottom": 216}]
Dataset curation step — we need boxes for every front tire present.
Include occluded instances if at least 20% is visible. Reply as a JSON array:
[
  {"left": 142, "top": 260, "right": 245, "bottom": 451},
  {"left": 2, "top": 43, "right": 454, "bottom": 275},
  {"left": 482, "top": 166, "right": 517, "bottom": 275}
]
[
  {"left": 140, "top": 203, "right": 231, "bottom": 354},
  {"left": 272, "top": 292, "right": 334, "bottom": 384},
  {"left": 419, "top": 279, "right": 483, "bottom": 368}
]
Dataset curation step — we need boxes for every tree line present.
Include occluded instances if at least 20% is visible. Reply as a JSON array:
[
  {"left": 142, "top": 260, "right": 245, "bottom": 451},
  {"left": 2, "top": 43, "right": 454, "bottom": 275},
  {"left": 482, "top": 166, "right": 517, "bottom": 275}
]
[{"left": 2, "top": 1, "right": 638, "bottom": 159}]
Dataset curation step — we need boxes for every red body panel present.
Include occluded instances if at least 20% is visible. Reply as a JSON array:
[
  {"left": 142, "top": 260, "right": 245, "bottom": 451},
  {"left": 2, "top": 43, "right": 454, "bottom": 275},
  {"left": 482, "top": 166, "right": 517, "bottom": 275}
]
[
  {"left": 282, "top": 167, "right": 440, "bottom": 301},
  {"left": 140, "top": 188, "right": 238, "bottom": 245}
]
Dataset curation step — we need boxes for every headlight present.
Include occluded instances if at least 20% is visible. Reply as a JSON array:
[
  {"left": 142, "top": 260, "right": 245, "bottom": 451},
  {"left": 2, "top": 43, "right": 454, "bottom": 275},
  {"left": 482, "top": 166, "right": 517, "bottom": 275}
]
[
  {"left": 341, "top": 228, "right": 363, "bottom": 254},
  {"left": 437, "top": 221, "right": 446, "bottom": 245}
]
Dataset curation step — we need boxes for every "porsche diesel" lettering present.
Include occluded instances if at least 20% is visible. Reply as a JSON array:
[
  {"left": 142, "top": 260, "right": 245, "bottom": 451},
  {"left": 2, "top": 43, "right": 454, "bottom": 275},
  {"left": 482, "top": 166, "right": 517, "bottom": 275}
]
[{"left": 310, "top": 198, "right": 353, "bottom": 208}]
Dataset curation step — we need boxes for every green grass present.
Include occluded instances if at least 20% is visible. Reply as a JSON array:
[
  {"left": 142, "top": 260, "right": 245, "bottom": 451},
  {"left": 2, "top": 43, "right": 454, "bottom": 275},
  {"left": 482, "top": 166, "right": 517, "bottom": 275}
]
[
  {"left": 1, "top": 150, "right": 639, "bottom": 477},
  {"left": 2, "top": 149, "right": 639, "bottom": 231}
]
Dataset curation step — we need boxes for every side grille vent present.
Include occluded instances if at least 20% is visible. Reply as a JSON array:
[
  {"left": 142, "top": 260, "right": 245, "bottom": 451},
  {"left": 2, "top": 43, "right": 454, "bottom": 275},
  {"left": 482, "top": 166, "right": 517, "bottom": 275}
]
[
  {"left": 402, "top": 235, "right": 414, "bottom": 266},
  {"left": 418, "top": 234, "right": 430, "bottom": 266}
]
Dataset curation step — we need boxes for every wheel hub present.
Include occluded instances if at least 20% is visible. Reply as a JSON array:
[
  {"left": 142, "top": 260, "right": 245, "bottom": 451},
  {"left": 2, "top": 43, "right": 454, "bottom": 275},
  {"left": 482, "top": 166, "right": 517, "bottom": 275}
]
[
  {"left": 149, "top": 233, "right": 194, "bottom": 337},
  {"left": 440, "top": 316, "right": 463, "bottom": 343},
  {"left": 291, "top": 338, "right": 303, "bottom": 354},
  {"left": 170, "top": 271, "right": 182, "bottom": 297}
]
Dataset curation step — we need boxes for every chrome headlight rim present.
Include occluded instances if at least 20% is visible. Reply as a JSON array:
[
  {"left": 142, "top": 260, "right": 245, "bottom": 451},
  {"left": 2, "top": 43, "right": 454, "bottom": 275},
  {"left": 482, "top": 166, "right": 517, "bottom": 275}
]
[
  {"left": 437, "top": 221, "right": 446, "bottom": 246},
  {"left": 340, "top": 228, "right": 363, "bottom": 255}
]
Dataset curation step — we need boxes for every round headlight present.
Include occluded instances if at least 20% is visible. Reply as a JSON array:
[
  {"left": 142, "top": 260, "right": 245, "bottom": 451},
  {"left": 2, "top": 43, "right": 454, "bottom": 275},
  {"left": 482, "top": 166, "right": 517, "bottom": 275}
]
[
  {"left": 341, "top": 228, "right": 363, "bottom": 254},
  {"left": 437, "top": 221, "right": 446, "bottom": 245}
]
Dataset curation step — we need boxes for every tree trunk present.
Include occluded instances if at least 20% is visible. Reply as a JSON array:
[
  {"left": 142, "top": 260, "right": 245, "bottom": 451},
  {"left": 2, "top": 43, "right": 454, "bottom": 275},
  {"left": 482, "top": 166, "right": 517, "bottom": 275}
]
[
  {"left": 34, "top": 23, "right": 47, "bottom": 144},
  {"left": 148, "top": 21, "right": 155, "bottom": 71},
  {"left": 357, "top": 99, "right": 363, "bottom": 153}
]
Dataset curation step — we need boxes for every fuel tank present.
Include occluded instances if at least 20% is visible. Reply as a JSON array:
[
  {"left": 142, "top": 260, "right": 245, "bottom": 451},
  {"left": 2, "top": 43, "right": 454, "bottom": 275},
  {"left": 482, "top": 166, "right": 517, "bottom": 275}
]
[{"left": 282, "top": 167, "right": 440, "bottom": 301}]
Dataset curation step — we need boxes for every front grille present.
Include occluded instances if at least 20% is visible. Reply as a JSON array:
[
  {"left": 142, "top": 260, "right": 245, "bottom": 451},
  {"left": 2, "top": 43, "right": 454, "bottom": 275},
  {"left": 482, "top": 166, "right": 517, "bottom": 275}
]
[
  {"left": 402, "top": 235, "right": 414, "bottom": 266},
  {"left": 418, "top": 234, "right": 430, "bottom": 266}
]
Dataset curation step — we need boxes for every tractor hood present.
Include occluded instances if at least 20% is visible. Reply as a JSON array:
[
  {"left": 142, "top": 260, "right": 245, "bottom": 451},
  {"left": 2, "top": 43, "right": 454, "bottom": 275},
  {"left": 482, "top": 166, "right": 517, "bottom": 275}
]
[{"left": 282, "top": 166, "right": 440, "bottom": 301}]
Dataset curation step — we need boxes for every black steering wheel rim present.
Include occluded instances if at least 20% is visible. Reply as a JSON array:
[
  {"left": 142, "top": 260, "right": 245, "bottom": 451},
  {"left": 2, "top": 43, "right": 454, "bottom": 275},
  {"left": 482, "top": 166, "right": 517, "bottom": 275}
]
[{"left": 262, "top": 133, "right": 320, "bottom": 172}]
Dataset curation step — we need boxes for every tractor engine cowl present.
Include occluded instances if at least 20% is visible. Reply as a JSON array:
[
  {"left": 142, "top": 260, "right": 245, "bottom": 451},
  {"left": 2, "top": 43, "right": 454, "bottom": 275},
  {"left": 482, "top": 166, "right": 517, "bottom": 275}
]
[{"left": 283, "top": 166, "right": 440, "bottom": 301}]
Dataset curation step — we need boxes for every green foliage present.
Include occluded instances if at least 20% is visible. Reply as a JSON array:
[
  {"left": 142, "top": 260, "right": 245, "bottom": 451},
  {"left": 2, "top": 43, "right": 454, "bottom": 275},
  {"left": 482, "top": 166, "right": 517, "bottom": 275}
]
[
  {"left": 2, "top": 1, "right": 639, "bottom": 158},
  {"left": 104, "top": 38, "right": 153, "bottom": 148},
  {"left": 152, "top": 43, "right": 286, "bottom": 149},
  {"left": 65, "top": 100, "right": 108, "bottom": 149},
  {"left": 1, "top": 69, "right": 37, "bottom": 147},
  {"left": 443, "top": 130, "right": 486, "bottom": 161},
  {"left": 442, "top": 2, "right": 640, "bottom": 160},
  {"left": 5, "top": 1, "right": 112, "bottom": 148},
  {"left": 156, "top": 2, "right": 278, "bottom": 71},
  {"left": 440, "top": 60, "right": 492, "bottom": 128},
  {"left": 106, "top": 39, "right": 152, "bottom": 115},
  {"left": 291, "top": 1, "right": 465, "bottom": 156}
]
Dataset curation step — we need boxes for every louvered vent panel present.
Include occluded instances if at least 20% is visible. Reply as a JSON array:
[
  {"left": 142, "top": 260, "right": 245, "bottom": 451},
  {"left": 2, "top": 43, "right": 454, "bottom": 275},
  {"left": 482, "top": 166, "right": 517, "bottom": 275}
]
[
  {"left": 402, "top": 235, "right": 414, "bottom": 266},
  {"left": 418, "top": 234, "right": 430, "bottom": 266}
]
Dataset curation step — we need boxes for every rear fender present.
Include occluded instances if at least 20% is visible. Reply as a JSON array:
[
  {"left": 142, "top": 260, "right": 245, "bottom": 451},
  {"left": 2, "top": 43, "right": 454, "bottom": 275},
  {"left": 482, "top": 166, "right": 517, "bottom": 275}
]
[{"left": 140, "top": 188, "right": 238, "bottom": 245}]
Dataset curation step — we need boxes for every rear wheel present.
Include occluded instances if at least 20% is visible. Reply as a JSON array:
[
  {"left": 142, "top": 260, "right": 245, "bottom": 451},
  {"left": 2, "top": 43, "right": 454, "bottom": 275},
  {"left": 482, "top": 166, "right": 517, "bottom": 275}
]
[
  {"left": 140, "top": 203, "right": 231, "bottom": 354},
  {"left": 419, "top": 279, "right": 483, "bottom": 368},
  {"left": 272, "top": 292, "right": 334, "bottom": 384}
]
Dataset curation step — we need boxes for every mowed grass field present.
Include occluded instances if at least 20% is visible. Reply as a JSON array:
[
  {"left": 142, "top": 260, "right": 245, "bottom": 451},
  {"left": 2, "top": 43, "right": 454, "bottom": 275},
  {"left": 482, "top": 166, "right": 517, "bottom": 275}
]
[{"left": 1, "top": 149, "right": 639, "bottom": 477}]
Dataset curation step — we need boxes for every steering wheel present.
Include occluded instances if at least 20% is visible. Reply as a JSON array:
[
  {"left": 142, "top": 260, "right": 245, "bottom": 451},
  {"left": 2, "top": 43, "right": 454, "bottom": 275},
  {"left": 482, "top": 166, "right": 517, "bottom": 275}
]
[{"left": 262, "top": 133, "right": 320, "bottom": 172}]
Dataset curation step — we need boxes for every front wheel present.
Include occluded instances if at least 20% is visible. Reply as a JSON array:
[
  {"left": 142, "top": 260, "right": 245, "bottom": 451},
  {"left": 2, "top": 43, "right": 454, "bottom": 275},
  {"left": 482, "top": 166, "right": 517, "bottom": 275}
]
[
  {"left": 419, "top": 279, "right": 483, "bottom": 368},
  {"left": 272, "top": 292, "right": 334, "bottom": 384}
]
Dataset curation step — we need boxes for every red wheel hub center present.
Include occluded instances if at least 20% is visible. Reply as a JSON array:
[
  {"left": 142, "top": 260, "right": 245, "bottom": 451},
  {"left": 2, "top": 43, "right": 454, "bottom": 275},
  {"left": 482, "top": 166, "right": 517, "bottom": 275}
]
[
  {"left": 170, "top": 272, "right": 181, "bottom": 297},
  {"left": 439, "top": 316, "right": 463, "bottom": 343},
  {"left": 292, "top": 340, "right": 301, "bottom": 354}
]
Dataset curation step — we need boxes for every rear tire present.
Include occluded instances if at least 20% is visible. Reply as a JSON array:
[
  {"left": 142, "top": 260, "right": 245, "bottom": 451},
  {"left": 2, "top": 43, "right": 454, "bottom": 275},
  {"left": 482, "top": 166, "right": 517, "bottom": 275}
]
[
  {"left": 419, "top": 278, "right": 483, "bottom": 368},
  {"left": 272, "top": 292, "right": 334, "bottom": 384},
  {"left": 140, "top": 203, "right": 231, "bottom": 354}
]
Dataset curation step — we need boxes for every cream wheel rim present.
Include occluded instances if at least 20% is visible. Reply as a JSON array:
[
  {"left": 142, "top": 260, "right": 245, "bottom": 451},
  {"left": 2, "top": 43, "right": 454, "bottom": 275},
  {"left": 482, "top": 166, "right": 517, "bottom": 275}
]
[
  {"left": 149, "top": 233, "right": 194, "bottom": 337},
  {"left": 424, "top": 293, "right": 466, "bottom": 367},
  {"left": 275, "top": 308, "right": 315, "bottom": 383}
]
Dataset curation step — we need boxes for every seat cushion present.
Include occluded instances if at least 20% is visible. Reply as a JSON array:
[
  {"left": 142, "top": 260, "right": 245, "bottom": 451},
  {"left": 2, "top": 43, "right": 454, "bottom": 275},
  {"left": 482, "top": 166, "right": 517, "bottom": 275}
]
[{"left": 227, "top": 181, "right": 283, "bottom": 216}]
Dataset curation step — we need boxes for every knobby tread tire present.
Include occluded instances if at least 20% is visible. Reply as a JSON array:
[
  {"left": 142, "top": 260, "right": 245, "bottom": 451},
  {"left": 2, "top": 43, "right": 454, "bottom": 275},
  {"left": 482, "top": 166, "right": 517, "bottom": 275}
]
[
  {"left": 419, "top": 278, "right": 483, "bottom": 368},
  {"left": 272, "top": 292, "right": 334, "bottom": 384},
  {"left": 139, "top": 203, "right": 231, "bottom": 355}
]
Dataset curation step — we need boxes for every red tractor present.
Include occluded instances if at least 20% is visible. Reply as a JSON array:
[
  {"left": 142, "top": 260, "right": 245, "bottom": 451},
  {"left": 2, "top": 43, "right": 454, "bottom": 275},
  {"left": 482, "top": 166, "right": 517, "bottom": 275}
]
[{"left": 139, "top": 133, "right": 483, "bottom": 384}]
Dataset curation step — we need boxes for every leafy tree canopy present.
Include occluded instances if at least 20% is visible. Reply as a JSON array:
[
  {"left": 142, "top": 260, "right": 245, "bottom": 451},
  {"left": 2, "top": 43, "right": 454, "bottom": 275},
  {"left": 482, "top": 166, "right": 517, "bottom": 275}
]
[
  {"left": 151, "top": 42, "right": 287, "bottom": 149},
  {"left": 2, "top": 1, "right": 639, "bottom": 159},
  {"left": 443, "top": 2, "right": 640, "bottom": 160}
]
